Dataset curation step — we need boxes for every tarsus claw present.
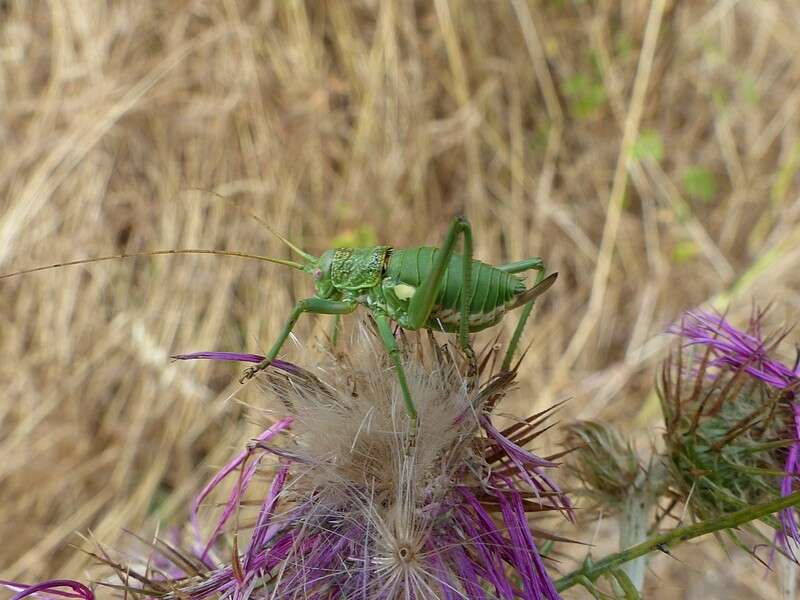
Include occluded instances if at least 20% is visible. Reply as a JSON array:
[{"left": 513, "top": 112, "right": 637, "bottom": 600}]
[
  {"left": 240, "top": 366, "right": 258, "bottom": 384},
  {"left": 239, "top": 361, "right": 271, "bottom": 384}
]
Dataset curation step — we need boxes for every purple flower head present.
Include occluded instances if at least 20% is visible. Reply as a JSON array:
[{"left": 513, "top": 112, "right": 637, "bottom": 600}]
[
  {"left": 669, "top": 309, "right": 800, "bottom": 554},
  {"left": 103, "top": 323, "right": 571, "bottom": 599}
]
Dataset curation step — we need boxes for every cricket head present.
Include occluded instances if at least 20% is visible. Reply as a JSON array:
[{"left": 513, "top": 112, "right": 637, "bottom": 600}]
[
  {"left": 267, "top": 227, "right": 389, "bottom": 299},
  {"left": 310, "top": 249, "right": 337, "bottom": 298},
  {"left": 314, "top": 246, "right": 390, "bottom": 297}
]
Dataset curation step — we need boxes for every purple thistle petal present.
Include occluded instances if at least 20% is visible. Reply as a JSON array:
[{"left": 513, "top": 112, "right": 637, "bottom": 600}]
[
  {"left": 172, "top": 351, "right": 299, "bottom": 374},
  {"left": 497, "top": 491, "right": 561, "bottom": 600},
  {"left": 481, "top": 416, "right": 573, "bottom": 517},
  {"left": 779, "top": 403, "right": 800, "bottom": 556},
  {"left": 456, "top": 488, "right": 521, "bottom": 598},
  {"left": 495, "top": 488, "right": 547, "bottom": 600},
  {"left": 673, "top": 311, "right": 798, "bottom": 389},
  {"left": 1, "top": 580, "right": 94, "bottom": 600},
  {"left": 273, "top": 528, "right": 357, "bottom": 598},
  {"left": 456, "top": 484, "right": 562, "bottom": 599},
  {"left": 508, "top": 488, "right": 561, "bottom": 600},
  {"left": 243, "top": 464, "right": 289, "bottom": 572},
  {"left": 191, "top": 417, "right": 293, "bottom": 560},
  {"left": 425, "top": 546, "right": 460, "bottom": 600},
  {"left": 441, "top": 538, "right": 488, "bottom": 600},
  {"left": 173, "top": 351, "right": 265, "bottom": 363}
]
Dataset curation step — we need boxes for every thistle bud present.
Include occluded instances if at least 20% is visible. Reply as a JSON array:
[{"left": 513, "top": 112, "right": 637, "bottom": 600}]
[
  {"left": 564, "top": 421, "right": 661, "bottom": 591},
  {"left": 564, "top": 421, "right": 642, "bottom": 509}
]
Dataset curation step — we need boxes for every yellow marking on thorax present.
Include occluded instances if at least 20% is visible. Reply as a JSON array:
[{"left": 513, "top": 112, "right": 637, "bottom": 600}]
[{"left": 394, "top": 283, "right": 416, "bottom": 301}]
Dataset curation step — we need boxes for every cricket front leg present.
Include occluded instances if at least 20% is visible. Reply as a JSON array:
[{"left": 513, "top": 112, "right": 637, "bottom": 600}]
[
  {"left": 406, "top": 216, "right": 476, "bottom": 367},
  {"left": 240, "top": 298, "right": 356, "bottom": 383},
  {"left": 329, "top": 314, "right": 342, "bottom": 349},
  {"left": 375, "top": 313, "right": 417, "bottom": 422}
]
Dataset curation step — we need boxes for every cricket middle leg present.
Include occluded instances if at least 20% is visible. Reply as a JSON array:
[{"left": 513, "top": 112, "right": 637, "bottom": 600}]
[{"left": 240, "top": 298, "right": 356, "bottom": 383}]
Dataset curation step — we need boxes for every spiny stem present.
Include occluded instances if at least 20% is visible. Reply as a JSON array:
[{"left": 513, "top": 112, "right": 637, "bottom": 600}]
[{"left": 556, "top": 490, "right": 800, "bottom": 592}]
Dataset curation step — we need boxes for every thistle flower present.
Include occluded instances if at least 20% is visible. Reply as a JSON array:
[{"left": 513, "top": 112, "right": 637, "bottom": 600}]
[
  {"left": 662, "top": 309, "right": 800, "bottom": 553},
  {"left": 98, "top": 322, "right": 572, "bottom": 599}
]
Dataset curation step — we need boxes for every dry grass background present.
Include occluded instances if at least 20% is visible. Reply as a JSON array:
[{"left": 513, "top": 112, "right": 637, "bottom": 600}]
[{"left": 2, "top": 1, "right": 800, "bottom": 597}]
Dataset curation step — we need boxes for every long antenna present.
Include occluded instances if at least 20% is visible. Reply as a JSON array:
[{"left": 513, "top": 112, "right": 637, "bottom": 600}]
[
  {"left": 0, "top": 249, "right": 305, "bottom": 280},
  {"left": 181, "top": 188, "right": 317, "bottom": 262},
  {"left": 249, "top": 213, "right": 316, "bottom": 262}
]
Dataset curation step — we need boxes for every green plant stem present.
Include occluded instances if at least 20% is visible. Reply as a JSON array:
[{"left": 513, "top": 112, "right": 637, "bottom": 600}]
[{"left": 556, "top": 490, "right": 800, "bottom": 592}]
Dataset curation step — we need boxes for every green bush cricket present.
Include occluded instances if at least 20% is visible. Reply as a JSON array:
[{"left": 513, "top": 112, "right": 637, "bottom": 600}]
[{"left": 0, "top": 216, "right": 556, "bottom": 422}]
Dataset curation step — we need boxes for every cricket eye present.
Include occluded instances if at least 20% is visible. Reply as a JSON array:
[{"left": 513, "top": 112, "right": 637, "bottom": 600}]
[{"left": 314, "top": 268, "right": 323, "bottom": 280}]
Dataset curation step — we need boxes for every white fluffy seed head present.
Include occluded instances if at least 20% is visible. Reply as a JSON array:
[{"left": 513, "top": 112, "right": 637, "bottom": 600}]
[
  {"left": 261, "top": 322, "right": 493, "bottom": 595},
  {"left": 265, "top": 323, "right": 482, "bottom": 500}
]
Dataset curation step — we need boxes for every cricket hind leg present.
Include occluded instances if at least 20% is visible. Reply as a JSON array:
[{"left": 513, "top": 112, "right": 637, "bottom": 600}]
[
  {"left": 497, "top": 257, "right": 544, "bottom": 274},
  {"left": 405, "top": 216, "right": 476, "bottom": 370},
  {"left": 240, "top": 298, "right": 356, "bottom": 383},
  {"left": 497, "top": 256, "right": 550, "bottom": 371}
]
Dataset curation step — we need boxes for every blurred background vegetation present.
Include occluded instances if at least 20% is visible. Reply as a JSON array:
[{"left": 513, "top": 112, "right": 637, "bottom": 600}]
[{"left": 2, "top": 1, "right": 800, "bottom": 597}]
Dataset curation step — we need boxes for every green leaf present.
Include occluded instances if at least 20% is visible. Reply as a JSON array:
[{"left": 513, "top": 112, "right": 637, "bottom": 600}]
[
  {"left": 609, "top": 569, "right": 642, "bottom": 600},
  {"left": 682, "top": 167, "right": 717, "bottom": 203},
  {"left": 615, "top": 32, "right": 632, "bottom": 59},
  {"left": 740, "top": 74, "right": 760, "bottom": 106},
  {"left": 672, "top": 240, "right": 699, "bottom": 264},
  {"left": 711, "top": 88, "right": 728, "bottom": 110},
  {"left": 565, "top": 73, "right": 606, "bottom": 118},
  {"left": 632, "top": 130, "right": 664, "bottom": 162},
  {"left": 578, "top": 576, "right": 605, "bottom": 600}
]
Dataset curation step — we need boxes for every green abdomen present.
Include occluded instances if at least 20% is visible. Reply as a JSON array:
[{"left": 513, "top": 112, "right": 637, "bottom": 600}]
[{"left": 386, "top": 247, "right": 524, "bottom": 319}]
